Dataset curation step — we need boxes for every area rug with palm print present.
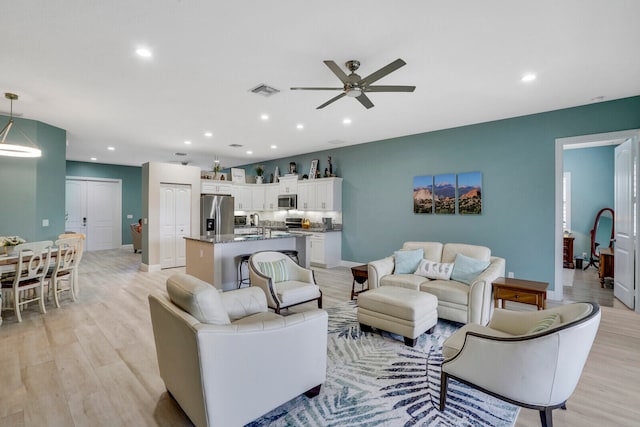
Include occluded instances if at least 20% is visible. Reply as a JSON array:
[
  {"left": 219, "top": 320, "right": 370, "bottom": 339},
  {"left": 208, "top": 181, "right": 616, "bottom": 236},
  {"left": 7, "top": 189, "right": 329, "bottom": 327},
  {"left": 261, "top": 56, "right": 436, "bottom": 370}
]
[{"left": 248, "top": 301, "right": 519, "bottom": 427}]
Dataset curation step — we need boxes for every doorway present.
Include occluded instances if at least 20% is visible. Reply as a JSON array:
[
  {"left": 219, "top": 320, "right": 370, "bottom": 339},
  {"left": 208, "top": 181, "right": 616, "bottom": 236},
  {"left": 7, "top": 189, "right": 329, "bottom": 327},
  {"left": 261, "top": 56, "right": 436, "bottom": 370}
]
[
  {"left": 555, "top": 129, "right": 640, "bottom": 313},
  {"left": 65, "top": 177, "right": 122, "bottom": 251},
  {"left": 159, "top": 183, "right": 191, "bottom": 269}
]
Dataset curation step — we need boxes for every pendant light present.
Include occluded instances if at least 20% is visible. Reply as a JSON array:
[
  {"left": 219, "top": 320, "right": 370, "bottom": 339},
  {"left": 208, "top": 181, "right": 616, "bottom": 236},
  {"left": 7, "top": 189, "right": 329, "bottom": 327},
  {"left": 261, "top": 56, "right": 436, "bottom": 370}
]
[{"left": 0, "top": 92, "right": 42, "bottom": 158}]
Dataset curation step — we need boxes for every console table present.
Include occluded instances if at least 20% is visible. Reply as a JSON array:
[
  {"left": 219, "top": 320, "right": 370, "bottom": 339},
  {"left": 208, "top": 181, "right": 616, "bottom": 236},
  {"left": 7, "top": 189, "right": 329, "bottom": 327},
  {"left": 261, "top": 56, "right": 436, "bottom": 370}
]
[
  {"left": 599, "top": 247, "right": 614, "bottom": 288},
  {"left": 492, "top": 277, "right": 549, "bottom": 310}
]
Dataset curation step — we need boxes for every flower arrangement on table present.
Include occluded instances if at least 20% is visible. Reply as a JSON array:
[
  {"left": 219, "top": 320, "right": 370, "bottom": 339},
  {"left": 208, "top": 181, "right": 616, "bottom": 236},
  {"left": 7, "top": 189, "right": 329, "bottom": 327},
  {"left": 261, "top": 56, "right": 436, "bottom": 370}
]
[{"left": 0, "top": 236, "right": 25, "bottom": 255}]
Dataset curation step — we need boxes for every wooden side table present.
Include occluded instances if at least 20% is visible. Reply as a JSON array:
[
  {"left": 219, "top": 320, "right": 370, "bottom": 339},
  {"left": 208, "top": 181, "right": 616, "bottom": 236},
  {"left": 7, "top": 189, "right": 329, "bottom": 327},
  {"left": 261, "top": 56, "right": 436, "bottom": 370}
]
[
  {"left": 492, "top": 277, "right": 549, "bottom": 310},
  {"left": 351, "top": 264, "right": 369, "bottom": 300},
  {"left": 598, "top": 247, "right": 614, "bottom": 288}
]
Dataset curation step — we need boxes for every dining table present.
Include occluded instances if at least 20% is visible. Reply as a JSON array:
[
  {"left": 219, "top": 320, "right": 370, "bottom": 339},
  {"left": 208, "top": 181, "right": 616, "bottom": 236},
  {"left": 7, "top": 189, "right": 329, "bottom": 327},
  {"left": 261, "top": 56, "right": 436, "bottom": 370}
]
[{"left": 0, "top": 248, "right": 68, "bottom": 326}]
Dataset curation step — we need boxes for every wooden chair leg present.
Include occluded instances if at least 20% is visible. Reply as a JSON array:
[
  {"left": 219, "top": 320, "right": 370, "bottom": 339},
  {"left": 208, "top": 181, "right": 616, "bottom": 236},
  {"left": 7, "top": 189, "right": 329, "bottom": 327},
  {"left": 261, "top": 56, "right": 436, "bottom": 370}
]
[
  {"left": 14, "top": 289, "right": 22, "bottom": 322},
  {"left": 439, "top": 372, "right": 448, "bottom": 410},
  {"left": 539, "top": 407, "right": 553, "bottom": 427}
]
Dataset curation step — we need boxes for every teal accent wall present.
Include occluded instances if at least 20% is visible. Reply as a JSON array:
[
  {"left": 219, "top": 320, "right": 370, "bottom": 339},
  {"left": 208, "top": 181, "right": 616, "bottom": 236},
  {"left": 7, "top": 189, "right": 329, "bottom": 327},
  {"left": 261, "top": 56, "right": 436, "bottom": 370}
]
[
  {"left": 239, "top": 96, "right": 640, "bottom": 290},
  {"left": 66, "top": 161, "right": 142, "bottom": 244},
  {"left": 563, "top": 146, "right": 615, "bottom": 258},
  {"left": 0, "top": 116, "right": 66, "bottom": 242}
]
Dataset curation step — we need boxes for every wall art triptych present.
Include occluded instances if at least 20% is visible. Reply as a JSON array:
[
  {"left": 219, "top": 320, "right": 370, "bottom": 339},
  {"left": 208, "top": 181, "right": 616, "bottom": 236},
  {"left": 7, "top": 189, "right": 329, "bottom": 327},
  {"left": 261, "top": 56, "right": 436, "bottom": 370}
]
[{"left": 413, "top": 172, "right": 482, "bottom": 215}]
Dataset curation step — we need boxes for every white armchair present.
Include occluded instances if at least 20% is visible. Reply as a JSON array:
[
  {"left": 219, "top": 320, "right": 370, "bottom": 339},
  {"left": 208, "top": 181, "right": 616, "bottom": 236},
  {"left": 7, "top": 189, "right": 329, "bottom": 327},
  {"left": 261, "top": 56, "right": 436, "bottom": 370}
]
[
  {"left": 249, "top": 251, "right": 322, "bottom": 314},
  {"left": 148, "top": 273, "right": 328, "bottom": 427},
  {"left": 439, "top": 302, "right": 601, "bottom": 427}
]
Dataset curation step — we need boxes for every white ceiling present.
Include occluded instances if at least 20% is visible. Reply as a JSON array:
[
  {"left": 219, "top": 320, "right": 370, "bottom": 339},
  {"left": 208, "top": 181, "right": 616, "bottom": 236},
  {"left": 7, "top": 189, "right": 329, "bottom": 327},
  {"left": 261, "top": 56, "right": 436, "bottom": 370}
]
[{"left": 1, "top": 1, "right": 639, "bottom": 171}]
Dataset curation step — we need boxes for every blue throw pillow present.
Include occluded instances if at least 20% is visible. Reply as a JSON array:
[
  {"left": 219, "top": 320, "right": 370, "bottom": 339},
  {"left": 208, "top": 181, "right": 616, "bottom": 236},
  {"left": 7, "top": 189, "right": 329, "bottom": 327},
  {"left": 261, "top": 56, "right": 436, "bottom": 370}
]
[
  {"left": 451, "top": 253, "right": 490, "bottom": 285},
  {"left": 394, "top": 248, "right": 424, "bottom": 274}
]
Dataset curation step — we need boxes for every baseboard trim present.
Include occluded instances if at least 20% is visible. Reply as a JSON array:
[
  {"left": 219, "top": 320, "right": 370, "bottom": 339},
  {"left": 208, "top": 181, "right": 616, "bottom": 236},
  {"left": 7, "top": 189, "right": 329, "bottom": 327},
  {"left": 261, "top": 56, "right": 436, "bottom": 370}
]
[{"left": 141, "top": 263, "right": 161, "bottom": 272}]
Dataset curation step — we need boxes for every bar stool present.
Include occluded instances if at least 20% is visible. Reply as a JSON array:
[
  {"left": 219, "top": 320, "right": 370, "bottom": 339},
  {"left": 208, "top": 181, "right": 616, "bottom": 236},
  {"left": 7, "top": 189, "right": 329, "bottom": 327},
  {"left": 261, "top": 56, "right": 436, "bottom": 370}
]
[
  {"left": 278, "top": 249, "right": 299, "bottom": 264},
  {"left": 235, "top": 254, "right": 252, "bottom": 288}
]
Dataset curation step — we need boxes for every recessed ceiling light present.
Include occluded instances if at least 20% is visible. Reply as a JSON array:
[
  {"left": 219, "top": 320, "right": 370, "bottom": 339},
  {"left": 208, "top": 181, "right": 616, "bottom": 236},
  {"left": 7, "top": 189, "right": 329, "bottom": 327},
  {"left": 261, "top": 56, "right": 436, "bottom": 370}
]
[
  {"left": 204, "top": 132, "right": 213, "bottom": 137},
  {"left": 261, "top": 114, "right": 269, "bottom": 121},
  {"left": 246, "top": 150, "right": 253, "bottom": 155},
  {"left": 296, "top": 124, "right": 304, "bottom": 130},
  {"left": 521, "top": 73, "right": 537, "bottom": 82},
  {"left": 107, "top": 146, "right": 115, "bottom": 151},
  {"left": 135, "top": 47, "right": 152, "bottom": 58},
  {"left": 90, "top": 157, "right": 97, "bottom": 161},
  {"left": 184, "top": 140, "right": 192, "bottom": 145},
  {"left": 343, "top": 118, "right": 352, "bottom": 125},
  {"left": 270, "top": 145, "right": 277, "bottom": 149}
]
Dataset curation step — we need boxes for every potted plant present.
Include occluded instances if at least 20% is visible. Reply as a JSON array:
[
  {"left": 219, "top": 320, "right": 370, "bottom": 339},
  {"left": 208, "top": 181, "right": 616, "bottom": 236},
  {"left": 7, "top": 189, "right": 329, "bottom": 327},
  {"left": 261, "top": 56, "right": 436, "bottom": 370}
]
[
  {"left": 1, "top": 235, "right": 26, "bottom": 256},
  {"left": 213, "top": 163, "right": 223, "bottom": 180},
  {"left": 255, "top": 165, "right": 265, "bottom": 184}
]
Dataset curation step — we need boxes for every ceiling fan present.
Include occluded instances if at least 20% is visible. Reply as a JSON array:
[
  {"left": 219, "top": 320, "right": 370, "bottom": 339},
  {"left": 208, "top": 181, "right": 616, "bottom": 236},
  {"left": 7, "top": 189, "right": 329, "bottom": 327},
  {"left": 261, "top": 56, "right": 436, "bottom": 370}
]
[{"left": 291, "top": 58, "right": 415, "bottom": 109}]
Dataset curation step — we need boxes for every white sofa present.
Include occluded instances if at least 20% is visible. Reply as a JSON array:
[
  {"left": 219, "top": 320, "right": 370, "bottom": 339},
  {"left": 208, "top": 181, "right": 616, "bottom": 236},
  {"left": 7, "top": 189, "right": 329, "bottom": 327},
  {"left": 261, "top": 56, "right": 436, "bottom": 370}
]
[
  {"left": 368, "top": 242, "right": 505, "bottom": 325},
  {"left": 148, "top": 273, "right": 328, "bottom": 427}
]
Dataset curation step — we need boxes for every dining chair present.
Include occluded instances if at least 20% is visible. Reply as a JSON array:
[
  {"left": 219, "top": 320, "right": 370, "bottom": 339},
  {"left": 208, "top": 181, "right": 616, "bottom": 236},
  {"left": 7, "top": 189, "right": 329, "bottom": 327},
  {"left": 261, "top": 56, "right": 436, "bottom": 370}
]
[
  {"left": 49, "top": 237, "right": 82, "bottom": 307},
  {"left": 0, "top": 243, "right": 52, "bottom": 322},
  {"left": 57, "top": 233, "right": 85, "bottom": 296}
]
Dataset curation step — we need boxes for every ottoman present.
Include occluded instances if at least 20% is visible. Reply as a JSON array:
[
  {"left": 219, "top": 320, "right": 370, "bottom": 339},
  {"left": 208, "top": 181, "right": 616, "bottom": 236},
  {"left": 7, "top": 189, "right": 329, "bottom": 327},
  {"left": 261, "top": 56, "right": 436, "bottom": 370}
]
[{"left": 357, "top": 286, "right": 438, "bottom": 347}]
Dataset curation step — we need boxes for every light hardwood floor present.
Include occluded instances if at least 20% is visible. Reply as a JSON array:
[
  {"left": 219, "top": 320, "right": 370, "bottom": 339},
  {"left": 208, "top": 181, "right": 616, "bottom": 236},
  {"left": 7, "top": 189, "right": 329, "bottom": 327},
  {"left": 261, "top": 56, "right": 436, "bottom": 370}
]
[{"left": 0, "top": 248, "right": 638, "bottom": 426}]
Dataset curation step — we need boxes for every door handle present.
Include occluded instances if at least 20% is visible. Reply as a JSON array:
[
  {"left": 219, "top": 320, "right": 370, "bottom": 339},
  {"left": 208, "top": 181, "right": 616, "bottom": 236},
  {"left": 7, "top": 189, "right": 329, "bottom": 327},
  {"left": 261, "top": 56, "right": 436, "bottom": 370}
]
[{"left": 82, "top": 217, "right": 87, "bottom": 226}]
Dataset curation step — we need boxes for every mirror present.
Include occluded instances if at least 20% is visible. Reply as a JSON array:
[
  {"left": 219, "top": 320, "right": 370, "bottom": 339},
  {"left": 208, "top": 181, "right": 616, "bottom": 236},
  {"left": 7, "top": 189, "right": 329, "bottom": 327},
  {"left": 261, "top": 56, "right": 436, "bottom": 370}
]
[{"left": 585, "top": 208, "right": 614, "bottom": 270}]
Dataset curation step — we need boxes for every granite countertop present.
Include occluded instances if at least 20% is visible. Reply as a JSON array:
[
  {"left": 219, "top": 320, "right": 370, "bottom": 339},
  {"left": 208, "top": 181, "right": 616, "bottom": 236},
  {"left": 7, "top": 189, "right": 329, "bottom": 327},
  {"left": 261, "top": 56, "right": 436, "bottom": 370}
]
[{"left": 185, "top": 232, "right": 305, "bottom": 244}]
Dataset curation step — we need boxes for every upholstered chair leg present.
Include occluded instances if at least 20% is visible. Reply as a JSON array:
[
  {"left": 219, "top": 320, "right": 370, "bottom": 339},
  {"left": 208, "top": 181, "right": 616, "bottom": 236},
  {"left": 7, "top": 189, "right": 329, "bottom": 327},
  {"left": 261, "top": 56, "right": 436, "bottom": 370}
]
[
  {"left": 304, "top": 384, "right": 321, "bottom": 398},
  {"left": 359, "top": 323, "right": 372, "bottom": 332},
  {"left": 404, "top": 336, "right": 417, "bottom": 347},
  {"left": 539, "top": 407, "right": 553, "bottom": 427},
  {"left": 439, "top": 372, "right": 448, "bottom": 410},
  {"left": 561, "top": 402, "right": 567, "bottom": 410},
  {"left": 317, "top": 296, "right": 322, "bottom": 309}
]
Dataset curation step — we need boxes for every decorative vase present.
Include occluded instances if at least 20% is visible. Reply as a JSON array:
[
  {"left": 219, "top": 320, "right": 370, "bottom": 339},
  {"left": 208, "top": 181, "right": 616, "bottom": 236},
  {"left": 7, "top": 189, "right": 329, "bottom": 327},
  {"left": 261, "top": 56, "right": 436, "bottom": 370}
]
[
  {"left": 5, "top": 246, "right": 17, "bottom": 256},
  {"left": 255, "top": 176, "right": 264, "bottom": 184}
]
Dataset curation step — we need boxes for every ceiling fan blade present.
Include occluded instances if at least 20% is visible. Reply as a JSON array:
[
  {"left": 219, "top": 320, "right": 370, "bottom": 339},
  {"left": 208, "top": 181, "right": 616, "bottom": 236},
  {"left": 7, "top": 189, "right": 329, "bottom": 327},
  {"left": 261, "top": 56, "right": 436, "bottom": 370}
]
[
  {"left": 323, "top": 60, "right": 350, "bottom": 84},
  {"left": 356, "top": 93, "right": 374, "bottom": 109},
  {"left": 359, "top": 58, "right": 407, "bottom": 86},
  {"left": 291, "top": 87, "right": 343, "bottom": 91},
  {"left": 366, "top": 85, "right": 416, "bottom": 93},
  {"left": 317, "top": 92, "right": 347, "bottom": 109}
]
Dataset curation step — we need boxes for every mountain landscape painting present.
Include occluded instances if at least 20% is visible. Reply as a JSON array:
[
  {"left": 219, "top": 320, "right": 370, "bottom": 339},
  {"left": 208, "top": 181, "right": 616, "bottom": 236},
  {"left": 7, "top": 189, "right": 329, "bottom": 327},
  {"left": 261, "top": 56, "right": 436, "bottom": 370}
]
[
  {"left": 413, "top": 175, "right": 433, "bottom": 213},
  {"left": 434, "top": 174, "right": 456, "bottom": 214},
  {"left": 458, "top": 171, "right": 482, "bottom": 214}
]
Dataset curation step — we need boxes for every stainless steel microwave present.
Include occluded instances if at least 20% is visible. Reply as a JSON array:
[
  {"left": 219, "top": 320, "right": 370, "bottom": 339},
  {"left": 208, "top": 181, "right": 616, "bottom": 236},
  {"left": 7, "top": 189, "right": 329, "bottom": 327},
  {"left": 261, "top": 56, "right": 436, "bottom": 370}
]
[{"left": 278, "top": 194, "right": 297, "bottom": 210}]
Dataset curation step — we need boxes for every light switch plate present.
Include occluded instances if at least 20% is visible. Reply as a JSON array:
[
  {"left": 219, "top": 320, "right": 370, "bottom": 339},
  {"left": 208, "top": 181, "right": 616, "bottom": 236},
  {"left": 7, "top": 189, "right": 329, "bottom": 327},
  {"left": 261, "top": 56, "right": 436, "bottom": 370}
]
[
  {"left": 42, "top": 219, "right": 49, "bottom": 227},
  {"left": 127, "top": 214, "right": 133, "bottom": 219}
]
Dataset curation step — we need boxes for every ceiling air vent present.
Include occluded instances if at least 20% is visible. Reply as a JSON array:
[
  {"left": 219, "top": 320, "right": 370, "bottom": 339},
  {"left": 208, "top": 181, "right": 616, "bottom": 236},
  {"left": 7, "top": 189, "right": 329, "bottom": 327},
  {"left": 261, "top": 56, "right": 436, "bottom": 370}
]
[
  {"left": 327, "top": 139, "right": 346, "bottom": 145},
  {"left": 174, "top": 152, "right": 187, "bottom": 156},
  {"left": 249, "top": 84, "right": 280, "bottom": 97},
  {"left": 228, "top": 144, "right": 243, "bottom": 148}
]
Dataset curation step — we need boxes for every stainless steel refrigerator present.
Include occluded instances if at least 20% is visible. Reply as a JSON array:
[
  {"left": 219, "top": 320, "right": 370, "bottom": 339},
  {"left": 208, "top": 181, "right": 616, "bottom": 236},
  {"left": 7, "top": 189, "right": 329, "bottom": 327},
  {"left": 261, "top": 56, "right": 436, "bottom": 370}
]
[{"left": 200, "top": 194, "right": 235, "bottom": 236}]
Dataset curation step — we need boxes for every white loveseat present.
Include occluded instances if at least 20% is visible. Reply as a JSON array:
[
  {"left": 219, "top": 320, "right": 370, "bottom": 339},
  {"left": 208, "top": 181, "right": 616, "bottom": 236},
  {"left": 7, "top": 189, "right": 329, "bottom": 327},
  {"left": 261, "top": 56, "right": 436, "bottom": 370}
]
[
  {"left": 368, "top": 242, "right": 505, "bottom": 325},
  {"left": 148, "top": 273, "right": 328, "bottom": 427}
]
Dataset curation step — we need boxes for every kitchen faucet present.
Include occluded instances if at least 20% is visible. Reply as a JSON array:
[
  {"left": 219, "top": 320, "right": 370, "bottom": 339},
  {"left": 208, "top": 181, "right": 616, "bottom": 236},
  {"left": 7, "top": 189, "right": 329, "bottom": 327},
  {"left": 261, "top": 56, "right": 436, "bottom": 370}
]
[{"left": 250, "top": 213, "right": 259, "bottom": 227}]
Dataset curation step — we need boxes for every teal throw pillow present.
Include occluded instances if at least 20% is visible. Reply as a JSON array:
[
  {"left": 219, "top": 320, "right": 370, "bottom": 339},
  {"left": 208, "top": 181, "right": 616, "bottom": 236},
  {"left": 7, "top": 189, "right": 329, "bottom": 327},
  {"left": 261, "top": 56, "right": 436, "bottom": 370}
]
[
  {"left": 394, "top": 248, "right": 424, "bottom": 274},
  {"left": 451, "top": 253, "right": 490, "bottom": 285},
  {"left": 257, "top": 259, "right": 289, "bottom": 283}
]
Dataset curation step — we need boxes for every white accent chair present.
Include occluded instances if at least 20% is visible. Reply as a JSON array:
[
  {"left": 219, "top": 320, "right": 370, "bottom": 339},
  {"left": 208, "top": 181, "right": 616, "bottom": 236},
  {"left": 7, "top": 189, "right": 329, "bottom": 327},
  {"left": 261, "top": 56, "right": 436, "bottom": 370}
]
[
  {"left": 249, "top": 251, "right": 322, "bottom": 314},
  {"left": 148, "top": 273, "right": 328, "bottom": 427},
  {"left": 439, "top": 302, "right": 601, "bottom": 427}
]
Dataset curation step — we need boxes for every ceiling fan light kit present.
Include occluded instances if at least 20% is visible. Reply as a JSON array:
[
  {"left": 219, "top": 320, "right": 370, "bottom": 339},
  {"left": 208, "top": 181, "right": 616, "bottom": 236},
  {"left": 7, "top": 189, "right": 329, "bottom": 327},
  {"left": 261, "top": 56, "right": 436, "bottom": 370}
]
[
  {"left": 291, "top": 58, "right": 416, "bottom": 109},
  {"left": 0, "top": 93, "right": 42, "bottom": 158}
]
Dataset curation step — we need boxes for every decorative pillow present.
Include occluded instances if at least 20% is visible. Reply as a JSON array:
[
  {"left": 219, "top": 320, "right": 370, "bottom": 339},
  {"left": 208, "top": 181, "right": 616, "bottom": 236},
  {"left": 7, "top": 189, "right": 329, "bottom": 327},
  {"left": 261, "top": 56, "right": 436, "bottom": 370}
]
[
  {"left": 451, "top": 253, "right": 490, "bottom": 285},
  {"left": 394, "top": 248, "right": 424, "bottom": 274},
  {"left": 414, "top": 259, "right": 454, "bottom": 280},
  {"left": 257, "top": 259, "right": 289, "bottom": 283},
  {"left": 166, "top": 273, "right": 230, "bottom": 325},
  {"left": 526, "top": 313, "right": 561, "bottom": 334}
]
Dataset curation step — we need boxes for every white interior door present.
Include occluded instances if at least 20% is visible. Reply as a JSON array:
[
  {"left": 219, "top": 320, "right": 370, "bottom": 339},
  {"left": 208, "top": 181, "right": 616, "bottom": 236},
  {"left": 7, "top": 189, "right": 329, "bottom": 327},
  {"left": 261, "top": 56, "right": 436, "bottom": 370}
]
[
  {"left": 66, "top": 178, "right": 121, "bottom": 252},
  {"left": 65, "top": 180, "right": 87, "bottom": 236},
  {"left": 614, "top": 138, "right": 636, "bottom": 309},
  {"left": 160, "top": 184, "right": 191, "bottom": 269}
]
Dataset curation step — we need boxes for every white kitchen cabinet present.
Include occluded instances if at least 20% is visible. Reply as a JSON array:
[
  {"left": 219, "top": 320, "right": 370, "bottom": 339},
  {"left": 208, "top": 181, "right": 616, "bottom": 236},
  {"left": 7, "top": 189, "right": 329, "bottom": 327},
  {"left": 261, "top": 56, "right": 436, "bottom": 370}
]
[
  {"left": 233, "top": 185, "right": 252, "bottom": 211},
  {"left": 279, "top": 176, "right": 298, "bottom": 195},
  {"left": 264, "top": 184, "right": 279, "bottom": 211},
  {"left": 315, "top": 178, "right": 342, "bottom": 211},
  {"left": 308, "top": 231, "right": 341, "bottom": 268},
  {"left": 297, "top": 181, "right": 316, "bottom": 210},
  {"left": 201, "top": 180, "right": 232, "bottom": 195},
  {"left": 251, "top": 186, "right": 266, "bottom": 211}
]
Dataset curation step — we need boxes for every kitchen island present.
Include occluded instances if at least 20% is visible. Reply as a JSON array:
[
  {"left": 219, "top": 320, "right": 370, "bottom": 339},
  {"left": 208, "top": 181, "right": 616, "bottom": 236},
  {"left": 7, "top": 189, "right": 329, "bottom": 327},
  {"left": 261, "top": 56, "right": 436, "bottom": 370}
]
[{"left": 185, "top": 232, "right": 310, "bottom": 291}]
